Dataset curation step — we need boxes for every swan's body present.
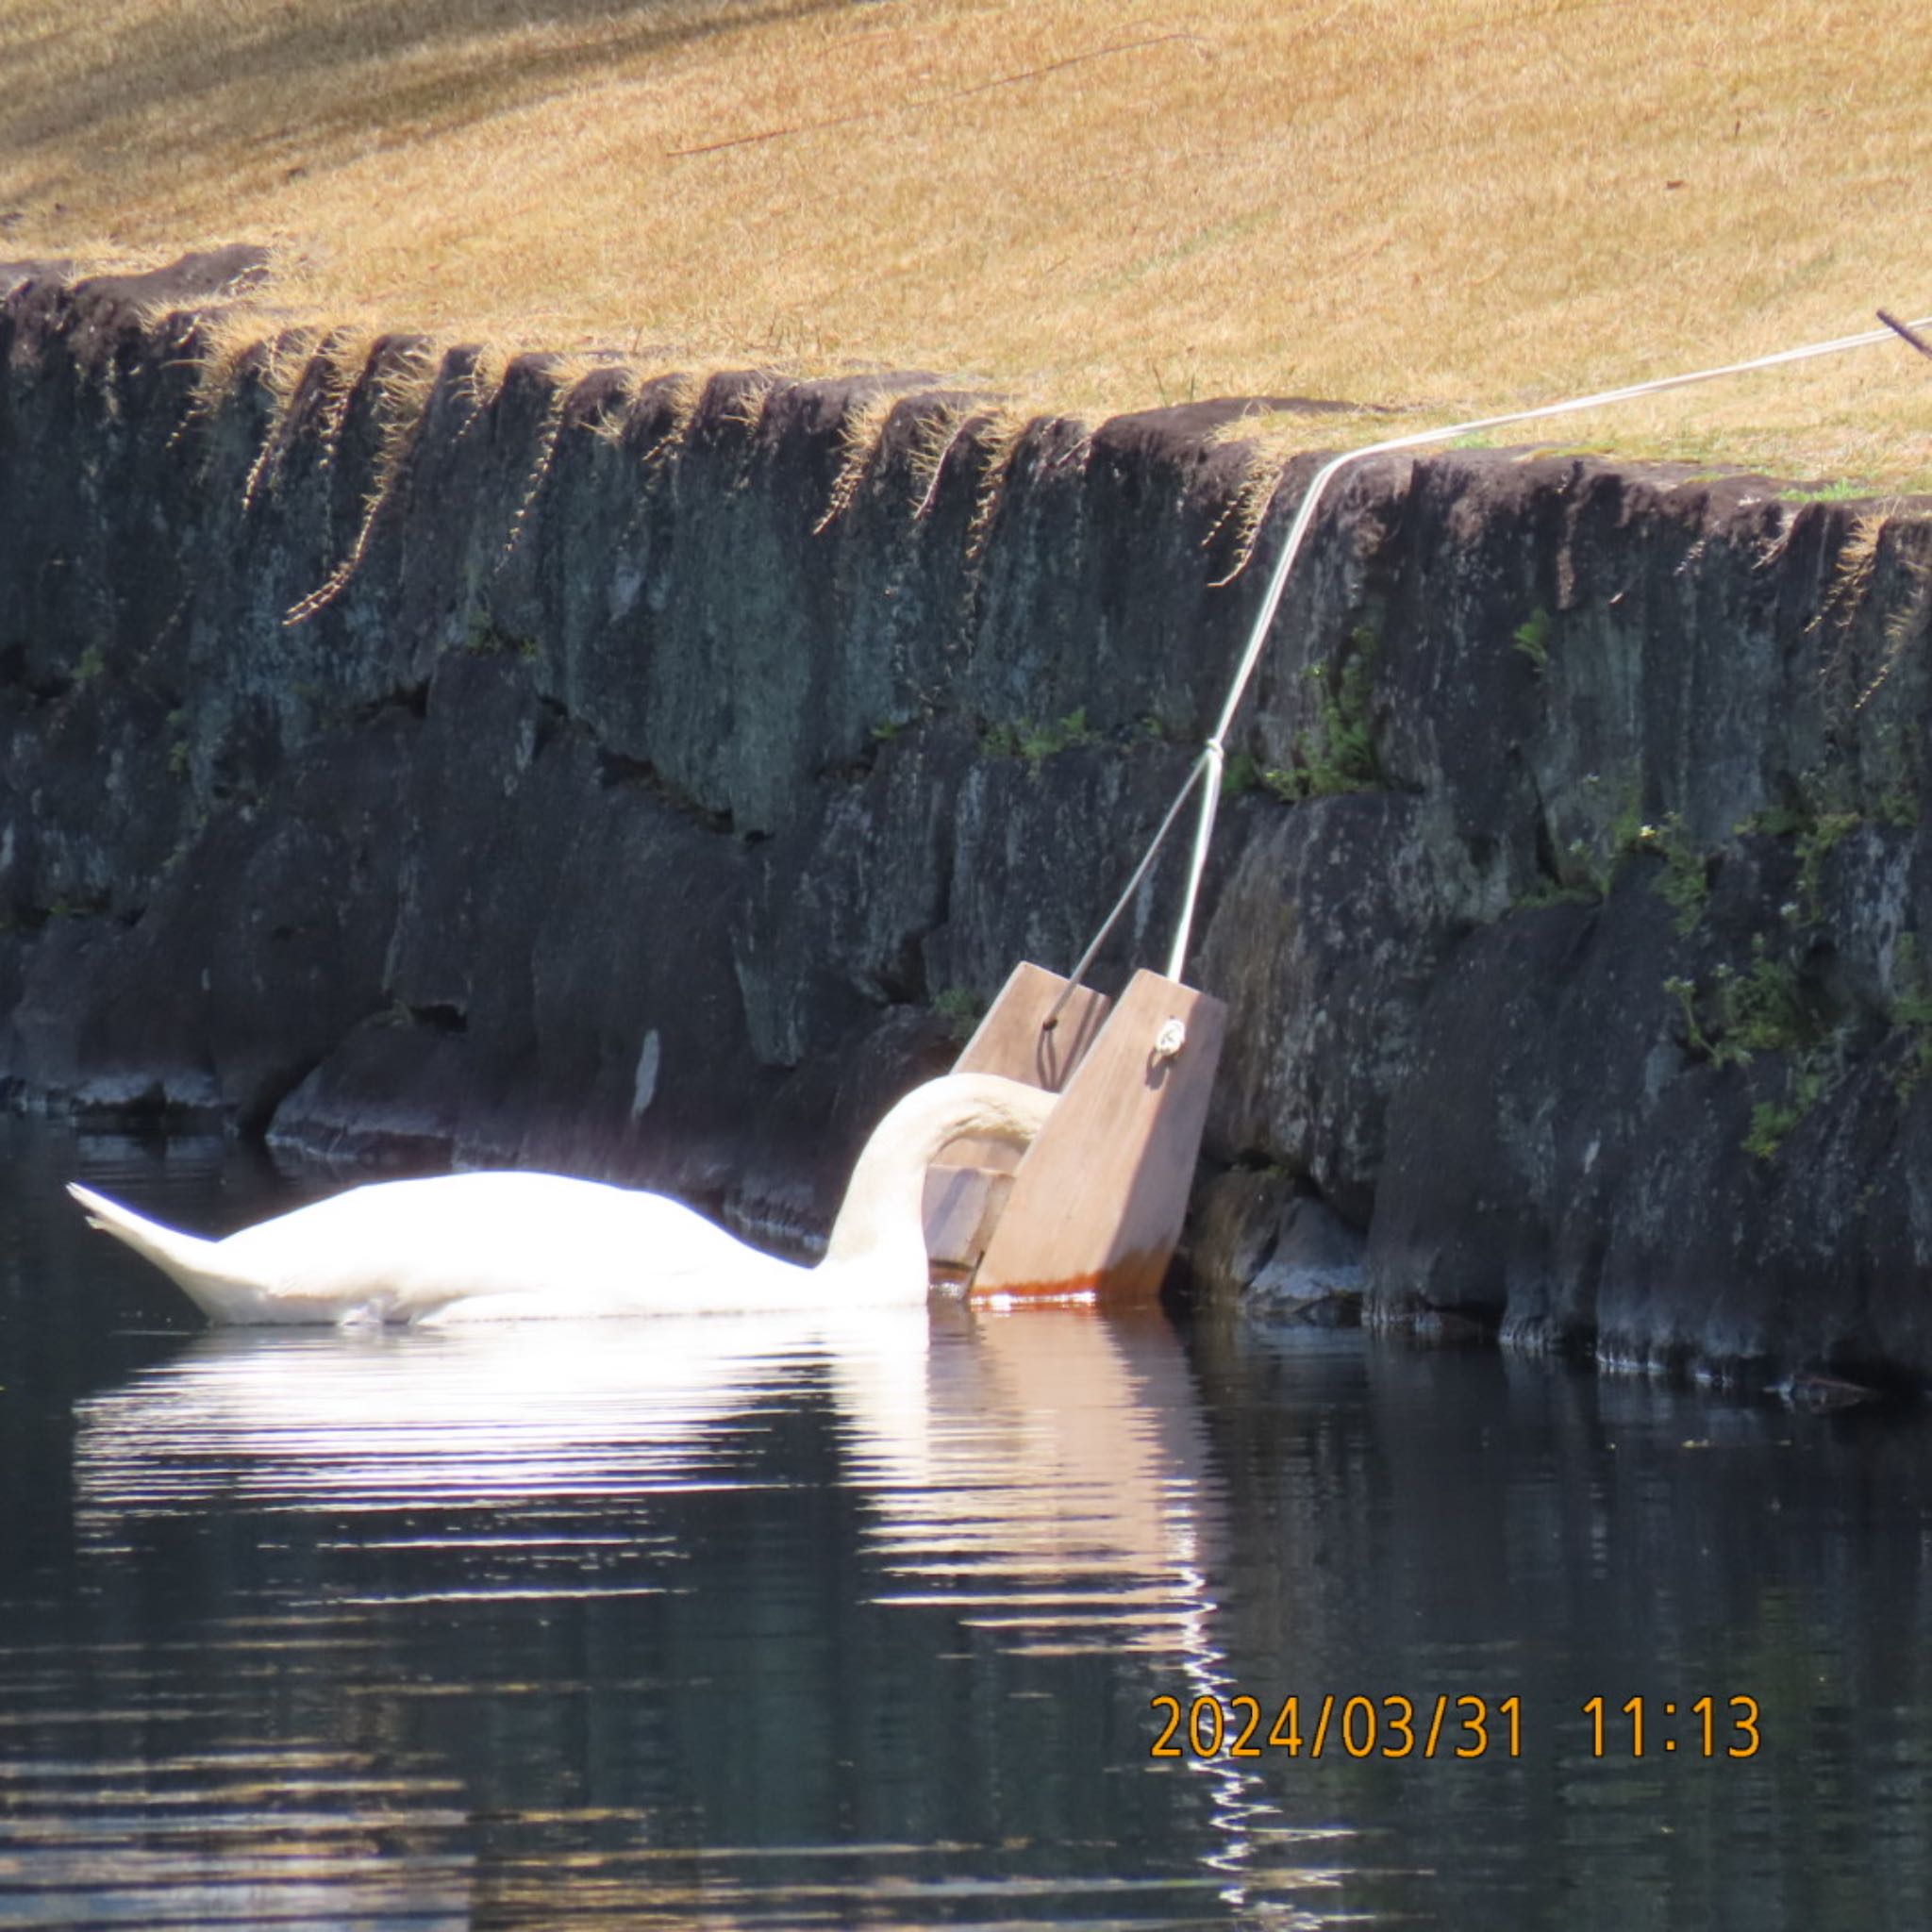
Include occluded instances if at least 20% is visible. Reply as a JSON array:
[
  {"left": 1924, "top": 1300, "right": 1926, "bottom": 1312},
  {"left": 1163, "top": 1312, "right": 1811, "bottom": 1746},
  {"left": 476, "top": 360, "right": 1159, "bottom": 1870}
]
[{"left": 68, "top": 1072, "right": 1054, "bottom": 1326}]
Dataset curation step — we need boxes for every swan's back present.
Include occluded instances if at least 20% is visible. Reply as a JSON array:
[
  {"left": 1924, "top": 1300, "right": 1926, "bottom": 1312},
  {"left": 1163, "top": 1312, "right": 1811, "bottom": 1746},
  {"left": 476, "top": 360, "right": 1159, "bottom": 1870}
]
[
  {"left": 72, "top": 1066, "right": 1058, "bottom": 1325},
  {"left": 211, "top": 1172, "right": 807, "bottom": 1324}
]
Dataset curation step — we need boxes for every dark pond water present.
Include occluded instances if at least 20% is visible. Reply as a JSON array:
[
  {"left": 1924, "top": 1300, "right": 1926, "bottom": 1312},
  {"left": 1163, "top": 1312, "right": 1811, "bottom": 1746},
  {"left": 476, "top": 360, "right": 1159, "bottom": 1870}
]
[{"left": 4, "top": 1118, "right": 1932, "bottom": 1929}]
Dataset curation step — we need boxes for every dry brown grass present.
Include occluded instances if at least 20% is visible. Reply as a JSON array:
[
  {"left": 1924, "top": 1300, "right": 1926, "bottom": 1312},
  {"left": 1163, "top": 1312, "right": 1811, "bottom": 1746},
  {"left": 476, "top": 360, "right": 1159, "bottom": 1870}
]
[{"left": 2, "top": 0, "right": 1928, "bottom": 490}]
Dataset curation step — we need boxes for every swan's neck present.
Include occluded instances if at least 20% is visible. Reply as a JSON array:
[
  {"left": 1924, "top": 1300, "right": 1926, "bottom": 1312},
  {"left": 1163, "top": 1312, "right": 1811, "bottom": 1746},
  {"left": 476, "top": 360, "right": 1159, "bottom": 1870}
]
[{"left": 819, "top": 1074, "right": 1053, "bottom": 1284}]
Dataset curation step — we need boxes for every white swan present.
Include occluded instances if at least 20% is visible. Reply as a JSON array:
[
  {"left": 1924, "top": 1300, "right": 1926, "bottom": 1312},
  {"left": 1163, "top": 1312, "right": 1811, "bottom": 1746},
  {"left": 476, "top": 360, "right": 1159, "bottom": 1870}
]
[{"left": 67, "top": 1071, "right": 1055, "bottom": 1326}]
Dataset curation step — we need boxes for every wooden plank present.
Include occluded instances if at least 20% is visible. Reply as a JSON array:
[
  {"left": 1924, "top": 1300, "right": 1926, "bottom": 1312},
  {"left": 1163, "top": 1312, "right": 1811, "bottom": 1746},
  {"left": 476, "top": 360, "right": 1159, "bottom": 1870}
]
[
  {"left": 923, "top": 961, "right": 1110, "bottom": 1274},
  {"left": 950, "top": 961, "right": 1112, "bottom": 1091},
  {"left": 968, "top": 969, "right": 1227, "bottom": 1304},
  {"left": 921, "top": 1164, "right": 1014, "bottom": 1285},
  {"left": 931, "top": 962, "right": 1111, "bottom": 1176}
]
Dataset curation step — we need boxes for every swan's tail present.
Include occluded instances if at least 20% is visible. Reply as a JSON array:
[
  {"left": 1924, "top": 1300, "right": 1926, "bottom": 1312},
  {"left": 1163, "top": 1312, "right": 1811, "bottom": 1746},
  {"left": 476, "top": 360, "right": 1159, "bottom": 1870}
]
[{"left": 67, "top": 1183, "right": 243, "bottom": 1321}]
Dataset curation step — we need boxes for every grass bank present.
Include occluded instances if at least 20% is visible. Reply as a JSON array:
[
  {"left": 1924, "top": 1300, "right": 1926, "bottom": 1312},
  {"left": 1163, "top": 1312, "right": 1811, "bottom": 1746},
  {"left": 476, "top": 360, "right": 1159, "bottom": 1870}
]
[{"left": 1, "top": 0, "right": 1927, "bottom": 490}]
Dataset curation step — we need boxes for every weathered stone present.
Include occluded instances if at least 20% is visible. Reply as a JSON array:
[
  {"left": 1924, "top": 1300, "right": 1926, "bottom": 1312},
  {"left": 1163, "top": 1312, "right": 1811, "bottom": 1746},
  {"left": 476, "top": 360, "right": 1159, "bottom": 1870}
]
[
  {"left": 1191, "top": 1167, "right": 1365, "bottom": 1320},
  {"left": 6, "top": 255, "right": 1932, "bottom": 1391},
  {"left": 1198, "top": 789, "right": 1479, "bottom": 1224}
]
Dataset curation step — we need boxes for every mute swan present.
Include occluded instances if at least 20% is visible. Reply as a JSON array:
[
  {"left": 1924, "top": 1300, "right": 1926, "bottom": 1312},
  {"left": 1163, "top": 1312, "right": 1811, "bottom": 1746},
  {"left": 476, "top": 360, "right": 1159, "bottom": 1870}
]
[{"left": 68, "top": 1071, "right": 1055, "bottom": 1326}]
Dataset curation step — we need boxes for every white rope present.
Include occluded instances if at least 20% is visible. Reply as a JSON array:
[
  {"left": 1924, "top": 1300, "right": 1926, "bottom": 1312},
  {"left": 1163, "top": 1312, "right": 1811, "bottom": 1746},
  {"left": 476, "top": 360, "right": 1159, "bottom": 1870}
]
[
  {"left": 1045, "top": 747, "right": 1214, "bottom": 1030},
  {"left": 1143, "top": 309, "right": 1932, "bottom": 981}
]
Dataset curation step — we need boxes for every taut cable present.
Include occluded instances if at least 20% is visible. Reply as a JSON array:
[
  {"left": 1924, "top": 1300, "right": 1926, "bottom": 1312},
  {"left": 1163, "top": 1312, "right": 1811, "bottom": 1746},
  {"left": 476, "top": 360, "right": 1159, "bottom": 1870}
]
[{"left": 1144, "top": 309, "right": 1932, "bottom": 981}]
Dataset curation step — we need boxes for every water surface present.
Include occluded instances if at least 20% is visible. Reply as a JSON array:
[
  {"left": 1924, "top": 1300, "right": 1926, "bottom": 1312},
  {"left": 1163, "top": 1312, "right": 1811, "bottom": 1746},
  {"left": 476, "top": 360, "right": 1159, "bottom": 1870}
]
[{"left": 3, "top": 1120, "right": 1930, "bottom": 1928}]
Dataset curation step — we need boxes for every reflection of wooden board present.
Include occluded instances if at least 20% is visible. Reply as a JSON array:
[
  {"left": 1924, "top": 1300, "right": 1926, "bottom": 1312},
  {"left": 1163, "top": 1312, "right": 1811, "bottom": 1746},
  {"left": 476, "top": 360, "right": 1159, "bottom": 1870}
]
[
  {"left": 920, "top": 960, "right": 1225, "bottom": 1302},
  {"left": 922, "top": 962, "right": 1112, "bottom": 1278},
  {"left": 972, "top": 969, "right": 1226, "bottom": 1303}
]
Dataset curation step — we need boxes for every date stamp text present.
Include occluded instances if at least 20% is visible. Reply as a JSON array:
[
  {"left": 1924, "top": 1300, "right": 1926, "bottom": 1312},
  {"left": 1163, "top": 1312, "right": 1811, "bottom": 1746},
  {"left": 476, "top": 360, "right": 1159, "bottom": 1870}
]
[{"left": 1149, "top": 1693, "right": 1761, "bottom": 1761}]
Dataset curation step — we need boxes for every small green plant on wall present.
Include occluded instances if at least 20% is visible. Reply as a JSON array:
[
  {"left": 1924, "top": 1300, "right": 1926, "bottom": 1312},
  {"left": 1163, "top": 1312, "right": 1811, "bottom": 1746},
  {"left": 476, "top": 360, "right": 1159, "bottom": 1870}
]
[
  {"left": 1742, "top": 1069, "right": 1825, "bottom": 1161},
  {"left": 1735, "top": 769, "right": 1873, "bottom": 924},
  {"left": 1218, "top": 630, "right": 1384, "bottom": 807},
  {"left": 1534, "top": 774, "right": 1709, "bottom": 921},
  {"left": 1719, "top": 941, "right": 1812, "bottom": 1061},
  {"left": 1221, "top": 752, "right": 1307, "bottom": 805},
  {"left": 1512, "top": 607, "right": 1553, "bottom": 672},
  {"left": 1889, "top": 934, "right": 1932, "bottom": 1099},
  {"left": 981, "top": 708, "right": 1097, "bottom": 769},
  {"left": 1665, "top": 938, "right": 1831, "bottom": 1158},
  {"left": 1262, "top": 628, "right": 1382, "bottom": 803},
  {"left": 1644, "top": 814, "right": 1710, "bottom": 935},
  {"left": 931, "top": 985, "right": 986, "bottom": 1046},
  {"left": 464, "top": 611, "right": 544, "bottom": 660}
]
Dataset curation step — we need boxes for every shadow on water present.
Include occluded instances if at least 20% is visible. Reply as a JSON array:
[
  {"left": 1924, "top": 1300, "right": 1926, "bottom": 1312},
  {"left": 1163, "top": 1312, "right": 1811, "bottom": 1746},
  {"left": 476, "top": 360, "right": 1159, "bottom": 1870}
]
[{"left": 5, "top": 1119, "right": 1932, "bottom": 1927}]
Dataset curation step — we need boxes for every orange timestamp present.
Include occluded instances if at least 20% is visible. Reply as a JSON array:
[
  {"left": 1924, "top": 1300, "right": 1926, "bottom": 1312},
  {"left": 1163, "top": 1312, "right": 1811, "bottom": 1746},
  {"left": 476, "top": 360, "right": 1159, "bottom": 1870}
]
[
  {"left": 1151, "top": 1692, "right": 1524, "bottom": 1761},
  {"left": 1151, "top": 1692, "right": 1764, "bottom": 1761},
  {"left": 1582, "top": 1694, "right": 1761, "bottom": 1757}
]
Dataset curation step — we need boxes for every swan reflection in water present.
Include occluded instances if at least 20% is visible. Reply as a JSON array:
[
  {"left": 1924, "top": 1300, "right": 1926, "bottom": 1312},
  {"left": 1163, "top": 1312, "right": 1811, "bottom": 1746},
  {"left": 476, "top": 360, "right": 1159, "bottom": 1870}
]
[{"left": 67, "top": 1307, "right": 1343, "bottom": 1924}]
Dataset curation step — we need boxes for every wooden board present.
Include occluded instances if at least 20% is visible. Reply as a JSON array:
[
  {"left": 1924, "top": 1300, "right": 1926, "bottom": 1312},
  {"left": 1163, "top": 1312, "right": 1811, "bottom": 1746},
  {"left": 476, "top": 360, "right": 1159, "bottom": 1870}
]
[
  {"left": 967, "top": 969, "right": 1227, "bottom": 1304},
  {"left": 923, "top": 962, "right": 1112, "bottom": 1276},
  {"left": 952, "top": 962, "right": 1111, "bottom": 1097},
  {"left": 922, "top": 1164, "right": 1014, "bottom": 1287}
]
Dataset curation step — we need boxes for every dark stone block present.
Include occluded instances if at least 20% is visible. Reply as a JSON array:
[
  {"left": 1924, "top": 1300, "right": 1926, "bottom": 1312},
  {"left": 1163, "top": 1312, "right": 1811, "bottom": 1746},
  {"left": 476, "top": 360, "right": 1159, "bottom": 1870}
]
[{"left": 7, "top": 253, "right": 1932, "bottom": 1386}]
